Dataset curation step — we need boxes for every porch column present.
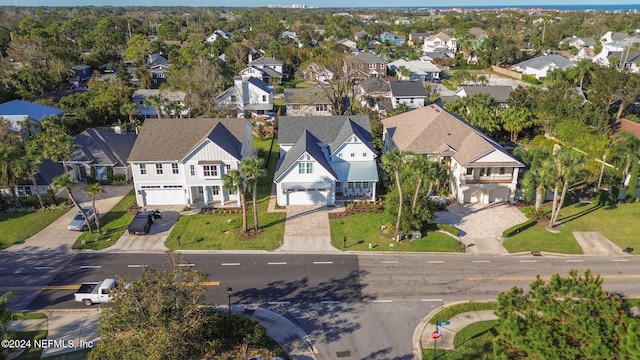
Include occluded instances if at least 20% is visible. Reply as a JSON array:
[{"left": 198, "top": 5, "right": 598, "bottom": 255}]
[
  {"left": 371, "top": 182, "right": 377, "bottom": 201},
  {"left": 202, "top": 186, "right": 209, "bottom": 204}
]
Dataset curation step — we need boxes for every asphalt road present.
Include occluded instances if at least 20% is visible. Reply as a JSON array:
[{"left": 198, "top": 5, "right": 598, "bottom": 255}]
[{"left": 2, "top": 251, "right": 639, "bottom": 360}]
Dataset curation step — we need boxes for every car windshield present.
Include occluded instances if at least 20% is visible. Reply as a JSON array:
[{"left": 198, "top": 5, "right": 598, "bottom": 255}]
[{"left": 73, "top": 213, "right": 85, "bottom": 221}]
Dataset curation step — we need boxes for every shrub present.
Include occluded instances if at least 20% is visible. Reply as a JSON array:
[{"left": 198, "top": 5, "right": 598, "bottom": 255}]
[
  {"left": 522, "top": 74, "right": 541, "bottom": 84},
  {"left": 592, "top": 189, "right": 617, "bottom": 207},
  {"left": 502, "top": 219, "right": 537, "bottom": 237},
  {"left": 436, "top": 224, "right": 460, "bottom": 236}
]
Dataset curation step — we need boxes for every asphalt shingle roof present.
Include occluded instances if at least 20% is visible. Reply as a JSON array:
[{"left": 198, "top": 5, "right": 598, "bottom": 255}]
[
  {"left": 515, "top": 54, "right": 574, "bottom": 70},
  {"left": 129, "top": 118, "right": 246, "bottom": 162},
  {"left": 457, "top": 86, "right": 514, "bottom": 103},
  {"left": 274, "top": 130, "right": 337, "bottom": 181},
  {"left": 389, "top": 81, "right": 428, "bottom": 97},
  {"left": 350, "top": 52, "right": 386, "bottom": 64},
  {"left": 71, "top": 128, "right": 137, "bottom": 167},
  {"left": 283, "top": 88, "right": 331, "bottom": 105}
]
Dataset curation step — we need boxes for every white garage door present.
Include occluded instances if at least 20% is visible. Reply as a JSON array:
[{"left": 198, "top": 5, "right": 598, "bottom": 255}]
[
  {"left": 142, "top": 189, "right": 184, "bottom": 206},
  {"left": 489, "top": 187, "right": 511, "bottom": 203},
  {"left": 463, "top": 188, "right": 484, "bottom": 203},
  {"left": 287, "top": 189, "right": 329, "bottom": 205}
]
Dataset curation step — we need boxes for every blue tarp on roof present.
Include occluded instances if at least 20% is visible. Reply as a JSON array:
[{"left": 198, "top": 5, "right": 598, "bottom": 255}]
[{"left": 0, "top": 100, "right": 65, "bottom": 121}]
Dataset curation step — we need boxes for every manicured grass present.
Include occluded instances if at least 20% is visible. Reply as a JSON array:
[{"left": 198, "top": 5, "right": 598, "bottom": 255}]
[
  {"left": 450, "top": 320, "right": 500, "bottom": 359},
  {"left": 429, "top": 302, "right": 496, "bottom": 325},
  {"left": 503, "top": 202, "right": 640, "bottom": 254},
  {"left": 0, "top": 208, "right": 69, "bottom": 249},
  {"left": 166, "top": 138, "right": 285, "bottom": 251},
  {"left": 73, "top": 192, "right": 137, "bottom": 250},
  {"left": 12, "top": 312, "right": 47, "bottom": 320},
  {"left": 330, "top": 213, "right": 460, "bottom": 252},
  {"left": 9, "top": 330, "right": 47, "bottom": 360}
]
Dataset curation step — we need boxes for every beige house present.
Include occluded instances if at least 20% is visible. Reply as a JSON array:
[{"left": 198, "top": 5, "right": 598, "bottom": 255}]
[{"left": 381, "top": 104, "right": 523, "bottom": 204}]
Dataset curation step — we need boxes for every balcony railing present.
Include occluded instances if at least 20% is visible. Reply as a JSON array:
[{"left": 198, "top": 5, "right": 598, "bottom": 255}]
[{"left": 464, "top": 175, "right": 513, "bottom": 184}]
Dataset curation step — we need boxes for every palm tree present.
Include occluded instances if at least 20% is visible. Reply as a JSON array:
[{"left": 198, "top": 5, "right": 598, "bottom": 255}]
[
  {"left": 382, "top": 148, "right": 410, "bottom": 234},
  {"left": 223, "top": 169, "right": 248, "bottom": 233},
  {"left": 35, "top": 129, "right": 75, "bottom": 174},
  {"left": 119, "top": 101, "right": 139, "bottom": 125},
  {"left": 0, "top": 143, "right": 23, "bottom": 208},
  {"left": 610, "top": 131, "right": 640, "bottom": 189},
  {"left": 83, "top": 183, "right": 104, "bottom": 234},
  {"left": 53, "top": 173, "right": 93, "bottom": 233},
  {"left": 513, "top": 146, "right": 552, "bottom": 211},
  {"left": 144, "top": 94, "right": 164, "bottom": 119},
  {"left": 548, "top": 150, "right": 585, "bottom": 227},
  {"left": 240, "top": 156, "right": 266, "bottom": 232},
  {"left": 409, "top": 155, "right": 446, "bottom": 214}
]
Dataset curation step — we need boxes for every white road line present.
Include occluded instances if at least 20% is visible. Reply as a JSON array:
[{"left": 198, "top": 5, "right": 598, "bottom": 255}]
[
  {"left": 267, "top": 262, "right": 287, "bottom": 265},
  {"left": 372, "top": 299, "right": 393, "bottom": 303},
  {"left": 427, "top": 261, "right": 445, "bottom": 264},
  {"left": 313, "top": 261, "right": 333, "bottom": 264},
  {"left": 267, "top": 301, "right": 291, "bottom": 305},
  {"left": 519, "top": 260, "right": 538, "bottom": 263},
  {"left": 178, "top": 263, "right": 195, "bottom": 267},
  {"left": 221, "top": 263, "right": 241, "bottom": 266},
  {"left": 611, "top": 259, "right": 630, "bottom": 262},
  {"left": 472, "top": 260, "right": 491, "bottom": 263},
  {"left": 127, "top": 264, "right": 148, "bottom": 268},
  {"left": 321, "top": 300, "right": 341, "bottom": 304},
  {"left": 565, "top": 260, "right": 584, "bottom": 263},
  {"left": 422, "top": 298, "right": 443, "bottom": 302},
  {"left": 381, "top": 261, "right": 398, "bottom": 264},
  {"left": 80, "top": 265, "right": 101, "bottom": 269},
  {"left": 33, "top": 266, "right": 53, "bottom": 270}
]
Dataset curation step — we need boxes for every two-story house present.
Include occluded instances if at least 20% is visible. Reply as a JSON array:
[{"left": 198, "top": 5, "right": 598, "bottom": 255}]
[
  {"left": 247, "top": 56, "right": 284, "bottom": 84},
  {"left": 128, "top": 118, "right": 254, "bottom": 207},
  {"left": 147, "top": 52, "right": 170, "bottom": 85},
  {"left": 381, "top": 104, "right": 523, "bottom": 204},
  {"left": 423, "top": 32, "right": 457, "bottom": 52},
  {"left": 345, "top": 52, "right": 388, "bottom": 81},
  {"left": 380, "top": 32, "right": 406, "bottom": 46},
  {"left": 215, "top": 76, "right": 274, "bottom": 118},
  {"left": 132, "top": 89, "right": 190, "bottom": 118},
  {"left": 70, "top": 64, "right": 92, "bottom": 88},
  {"left": 389, "top": 81, "right": 428, "bottom": 110},
  {"left": 387, "top": 59, "right": 441, "bottom": 82},
  {"left": 274, "top": 116, "right": 378, "bottom": 206},
  {"left": 205, "top": 29, "right": 232, "bottom": 44},
  {"left": 284, "top": 88, "right": 334, "bottom": 116}
]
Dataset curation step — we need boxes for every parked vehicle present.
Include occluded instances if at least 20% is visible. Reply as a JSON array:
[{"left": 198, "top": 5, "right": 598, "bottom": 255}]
[
  {"left": 67, "top": 206, "right": 98, "bottom": 231},
  {"left": 127, "top": 209, "right": 161, "bottom": 235},
  {"left": 73, "top": 278, "right": 118, "bottom": 306}
]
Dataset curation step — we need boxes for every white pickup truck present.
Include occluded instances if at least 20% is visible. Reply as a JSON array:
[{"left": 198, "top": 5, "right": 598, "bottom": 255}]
[{"left": 73, "top": 278, "right": 118, "bottom": 306}]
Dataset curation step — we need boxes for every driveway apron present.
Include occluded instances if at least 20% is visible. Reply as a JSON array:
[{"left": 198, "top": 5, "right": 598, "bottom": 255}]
[{"left": 280, "top": 205, "right": 337, "bottom": 252}]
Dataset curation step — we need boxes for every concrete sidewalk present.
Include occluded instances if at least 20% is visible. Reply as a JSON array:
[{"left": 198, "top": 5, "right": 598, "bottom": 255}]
[
  {"left": 7, "top": 306, "right": 316, "bottom": 359},
  {"left": 412, "top": 302, "right": 497, "bottom": 359}
]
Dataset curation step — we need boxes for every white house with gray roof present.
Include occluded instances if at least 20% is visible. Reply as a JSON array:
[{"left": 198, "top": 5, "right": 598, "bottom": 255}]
[
  {"left": 382, "top": 104, "right": 523, "bottom": 204},
  {"left": 389, "top": 81, "right": 427, "bottom": 109},
  {"left": 128, "top": 118, "right": 254, "bottom": 207},
  {"left": 215, "top": 76, "right": 274, "bottom": 118},
  {"left": 455, "top": 86, "right": 514, "bottom": 105},
  {"left": 513, "top": 54, "right": 574, "bottom": 79},
  {"left": 274, "top": 116, "right": 378, "bottom": 206}
]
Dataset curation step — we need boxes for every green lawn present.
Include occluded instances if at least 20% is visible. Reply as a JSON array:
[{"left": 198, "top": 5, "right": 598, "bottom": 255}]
[
  {"left": 8, "top": 330, "right": 47, "bottom": 360},
  {"left": 73, "top": 192, "right": 137, "bottom": 250},
  {"left": 503, "top": 202, "right": 640, "bottom": 254},
  {"left": 0, "top": 208, "right": 69, "bottom": 249},
  {"left": 329, "top": 213, "right": 460, "bottom": 252},
  {"left": 166, "top": 137, "right": 285, "bottom": 251}
]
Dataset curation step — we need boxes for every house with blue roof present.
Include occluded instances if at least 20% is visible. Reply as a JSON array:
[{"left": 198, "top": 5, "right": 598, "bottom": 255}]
[
  {"left": 380, "top": 32, "right": 406, "bottom": 46},
  {"left": 128, "top": 118, "right": 254, "bottom": 207},
  {"left": 0, "top": 99, "right": 65, "bottom": 139},
  {"left": 274, "top": 116, "right": 378, "bottom": 206}
]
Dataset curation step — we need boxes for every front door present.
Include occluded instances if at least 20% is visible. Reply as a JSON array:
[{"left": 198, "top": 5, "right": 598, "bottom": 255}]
[{"left": 78, "top": 166, "right": 87, "bottom": 181}]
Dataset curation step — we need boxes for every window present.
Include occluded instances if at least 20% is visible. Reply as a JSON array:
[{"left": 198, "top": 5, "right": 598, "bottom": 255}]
[
  {"left": 226, "top": 164, "right": 231, "bottom": 171},
  {"left": 230, "top": 95, "right": 237, "bottom": 102},
  {"left": 17, "top": 186, "right": 32, "bottom": 196},
  {"left": 380, "top": 64, "right": 385, "bottom": 69},
  {"left": 262, "top": 95, "right": 267, "bottom": 102},
  {"left": 350, "top": 153, "right": 355, "bottom": 157},
  {"left": 410, "top": 98, "right": 414, "bottom": 103},
  {"left": 203, "top": 165, "right": 218, "bottom": 177},
  {"left": 213, "top": 186, "right": 220, "bottom": 195},
  {"left": 190, "top": 164, "right": 195, "bottom": 176},
  {"left": 302, "top": 162, "right": 313, "bottom": 173},
  {"left": 155, "top": 163, "right": 163, "bottom": 175},
  {"left": 466, "top": 168, "right": 473, "bottom": 176},
  {"left": 499, "top": 167, "right": 506, "bottom": 175},
  {"left": 363, "top": 153, "right": 367, "bottom": 157},
  {"left": 140, "top": 164, "right": 147, "bottom": 175},
  {"left": 369, "top": 63, "right": 376, "bottom": 69},
  {"left": 298, "top": 163, "right": 305, "bottom": 174},
  {"left": 316, "top": 104, "right": 328, "bottom": 112},
  {"left": 172, "top": 164, "right": 179, "bottom": 174}
]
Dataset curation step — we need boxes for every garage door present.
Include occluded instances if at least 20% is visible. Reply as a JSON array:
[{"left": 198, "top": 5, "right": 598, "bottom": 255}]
[
  {"left": 463, "top": 188, "right": 484, "bottom": 203},
  {"left": 489, "top": 187, "right": 511, "bottom": 203},
  {"left": 287, "top": 189, "right": 329, "bottom": 205},
  {"left": 142, "top": 189, "right": 184, "bottom": 206}
]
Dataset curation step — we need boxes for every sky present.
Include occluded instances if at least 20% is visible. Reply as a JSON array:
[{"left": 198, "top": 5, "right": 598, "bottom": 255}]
[{"left": 1, "top": 0, "right": 639, "bottom": 8}]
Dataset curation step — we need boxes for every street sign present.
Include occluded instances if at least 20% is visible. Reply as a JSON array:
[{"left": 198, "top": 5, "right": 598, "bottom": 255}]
[
  {"left": 437, "top": 321, "right": 451, "bottom": 326},
  {"left": 431, "top": 330, "right": 441, "bottom": 340}
]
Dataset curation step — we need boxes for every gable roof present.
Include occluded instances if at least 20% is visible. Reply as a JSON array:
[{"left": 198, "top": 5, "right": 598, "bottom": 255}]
[
  {"left": 381, "top": 104, "right": 522, "bottom": 167},
  {"left": 71, "top": 128, "right": 138, "bottom": 167},
  {"left": 129, "top": 118, "right": 247, "bottom": 162},
  {"left": 0, "top": 100, "right": 65, "bottom": 121},
  {"left": 389, "top": 81, "right": 428, "bottom": 97},
  {"left": 457, "top": 86, "right": 514, "bottom": 103},
  {"left": 469, "top": 27, "right": 488, "bottom": 41},
  {"left": 350, "top": 52, "right": 386, "bottom": 64},
  {"left": 249, "top": 56, "right": 284, "bottom": 67},
  {"left": 247, "top": 77, "right": 273, "bottom": 94},
  {"left": 359, "top": 77, "right": 390, "bottom": 93},
  {"left": 284, "top": 88, "right": 331, "bottom": 105},
  {"left": 278, "top": 115, "right": 372, "bottom": 149},
  {"left": 274, "top": 130, "right": 338, "bottom": 181},
  {"left": 515, "top": 54, "right": 574, "bottom": 70},
  {"left": 427, "top": 32, "right": 453, "bottom": 42}
]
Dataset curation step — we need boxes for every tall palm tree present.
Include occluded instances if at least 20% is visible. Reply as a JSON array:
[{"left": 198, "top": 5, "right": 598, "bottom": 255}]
[
  {"left": 513, "top": 146, "right": 552, "bottom": 211},
  {"left": 409, "top": 155, "right": 446, "bottom": 214},
  {"left": 35, "top": 130, "right": 75, "bottom": 174},
  {"left": 23, "top": 138, "right": 45, "bottom": 208},
  {"left": 144, "top": 94, "right": 164, "bottom": 119},
  {"left": 240, "top": 156, "right": 266, "bottom": 232},
  {"left": 223, "top": 169, "right": 248, "bottom": 233},
  {"left": 0, "top": 143, "right": 23, "bottom": 208},
  {"left": 83, "top": 183, "right": 104, "bottom": 234},
  {"left": 53, "top": 173, "right": 93, "bottom": 233},
  {"left": 610, "top": 131, "right": 640, "bottom": 189},
  {"left": 382, "top": 148, "right": 409, "bottom": 233},
  {"left": 548, "top": 150, "right": 585, "bottom": 227}
]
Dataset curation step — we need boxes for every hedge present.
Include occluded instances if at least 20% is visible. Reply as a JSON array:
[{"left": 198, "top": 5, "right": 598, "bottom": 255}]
[
  {"left": 502, "top": 219, "right": 537, "bottom": 238},
  {"left": 427, "top": 223, "right": 461, "bottom": 236},
  {"left": 521, "top": 74, "right": 541, "bottom": 85}
]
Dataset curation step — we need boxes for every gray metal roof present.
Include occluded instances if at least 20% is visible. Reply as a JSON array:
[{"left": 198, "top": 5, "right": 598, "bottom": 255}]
[
  {"left": 458, "top": 86, "right": 514, "bottom": 103},
  {"left": 332, "top": 161, "right": 378, "bottom": 181},
  {"left": 247, "top": 77, "right": 273, "bottom": 94},
  {"left": 515, "top": 54, "right": 574, "bottom": 70},
  {"left": 389, "top": 81, "right": 428, "bottom": 97}
]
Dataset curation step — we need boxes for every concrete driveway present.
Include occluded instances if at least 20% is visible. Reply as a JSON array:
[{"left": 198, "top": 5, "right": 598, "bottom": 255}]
[
  {"left": 436, "top": 202, "right": 528, "bottom": 255},
  {"left": 279, "top": 205, "right": 337, "bottom": 252},
  {"left": 7, "top": 185, "right": 133, "bottom": 252},
  {"left": 104, "top": 207, "right": 182, "bottom": 253}
]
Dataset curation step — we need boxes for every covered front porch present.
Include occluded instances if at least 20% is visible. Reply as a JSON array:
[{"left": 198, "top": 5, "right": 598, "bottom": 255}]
[
  {"left": 335, "top": 181, "right": 376, "bottom": 201},
  {"left": 187, "top": 185, "right": 240, "bottom": 208}
]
